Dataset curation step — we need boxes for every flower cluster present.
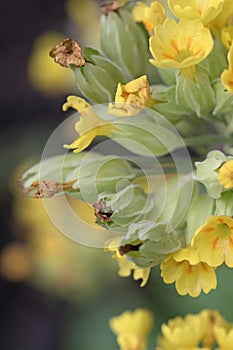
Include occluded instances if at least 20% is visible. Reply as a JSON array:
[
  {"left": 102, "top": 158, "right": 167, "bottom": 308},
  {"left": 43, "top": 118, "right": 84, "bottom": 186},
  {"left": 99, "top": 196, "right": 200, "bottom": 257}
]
[
  {"left": 21, "top": 0, "right": 233, "bottom": 299},
  {"left": 110, "top": 308, "right": 233, "bottom": 350}
]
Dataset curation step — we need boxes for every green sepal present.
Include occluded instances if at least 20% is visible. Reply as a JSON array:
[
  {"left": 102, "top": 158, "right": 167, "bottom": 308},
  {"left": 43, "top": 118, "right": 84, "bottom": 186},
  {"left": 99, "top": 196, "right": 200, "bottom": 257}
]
[
  {"left": 185, "top": 193, "right": 215, "bottom": 244},
  {"left": 66, "top": 156, "right": 140, "bottom": 203},
  {"left": 212, "top": 79, "right": 233, "bottom": 117},
  {"left": 100, "top": 8, "right": 150, "bottom": 80},
  {"left": 176, "top": 67, "right": 215, "bottom": 118},
  {"left": 215, "top": 191, "right": 233, "bottom": 216},
  {"left": 199, "top": 39, "right": 227, "bottom": 81},
  {"left": 74, "top": 48, "right": 126, "bottom": 103}
]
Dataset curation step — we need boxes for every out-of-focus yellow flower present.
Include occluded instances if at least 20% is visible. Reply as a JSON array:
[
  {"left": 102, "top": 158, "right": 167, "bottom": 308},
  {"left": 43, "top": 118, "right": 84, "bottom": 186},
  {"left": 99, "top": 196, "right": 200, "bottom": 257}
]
[
  {"left": 132, "top": 1, "right": 166, "bottom": 33},
  {"left": 108, "top": 75, "right": 153, "bottom": 116},
  {"left": 221, "top": 44, "right": 233, "bottom": 93},
  {"left": 201, "top": 310, "right": 227, "bottom": 348},
  {"left": 168, "top": 0, "right": 224, "bottom": 26},
  {"left": 149, "top": 18, "right": 214, "bottom": 79},
  {"left": 109, "top": 308, "right": 153, "bottom": 350},
  {"left": 63, "top": 96, "right": 117, "bottom": 153},
  {"left": 209, "top": 0, "right": 233, "bottom": 36},
  {"left": 218, "top": 159, "right": 233, "bottom": 188},
  {"left": 65, "top": 0, "right": 100, "bottom": 47},
  {"left": 28, "top": 31, "right": 74, "bottom": 96},
  {"left": 221, "top": 26, "right": 233, "bottom": 48},
  {"left": 192, "top": 215, "right": 233, "bottom": 267},
  {"left": 105, "top": 237, "right": 150, "bottom": 287},
  {"left": 214, "top": 324, "right": 233, "bottom": 349},
  {"left": 161, "top": 247, "right": 217, "bottom": 297},
  {"left": 158, "top": 311, "right": 209, "bottom": 350}
]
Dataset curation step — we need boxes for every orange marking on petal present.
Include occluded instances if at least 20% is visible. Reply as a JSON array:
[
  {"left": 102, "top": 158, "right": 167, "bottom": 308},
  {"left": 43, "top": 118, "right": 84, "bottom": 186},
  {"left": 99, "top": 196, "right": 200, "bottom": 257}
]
[
  {"left": 213, "top": 237, "right": 219, "bottom": 249},
  {"left": 170, "top": 40, "right": 179, "bottom": 53}
]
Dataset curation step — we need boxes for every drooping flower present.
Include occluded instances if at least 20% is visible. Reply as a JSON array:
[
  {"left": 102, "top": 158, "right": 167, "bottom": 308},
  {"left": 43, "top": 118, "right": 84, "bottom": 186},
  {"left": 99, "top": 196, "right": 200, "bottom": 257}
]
[
  {"left": 160, "top": 246, "right": 217, "bottom": 297},
  {"left": 149, "top": 18, "right": 214, "bottom": 79},
  {"left": 158, "top": 311, "right": 210, "bottom": 350},
  {"left": 109, "top": 308, "right": 153, "bottom": 350},
  {"left": 108, "top": 75, "right": 153, "bottom": 116},
  {"left": 218, "top": 159, "right": 233, "bottom": 189},
  {"left": 132, "top": 0, "right": 166, "bottom": 33},
  {"left": 221, "top": 43, "right": 233, "bottom": 94},
  {"left": 167, "top": 0, "right": 224, "bottom": 27},
  {"left": 105, "top": 237, "right": 150, "bottom": 287},
  {"left": 192, "top": 215, "right": 233, "bottom": 267},
  {"left": 62, "top": 96, "right": 118, "bottom": 153}
]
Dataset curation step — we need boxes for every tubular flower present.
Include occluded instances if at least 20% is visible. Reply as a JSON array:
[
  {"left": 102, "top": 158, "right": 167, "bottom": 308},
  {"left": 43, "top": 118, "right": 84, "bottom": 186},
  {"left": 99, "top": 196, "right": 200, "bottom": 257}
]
[
  {"left": 105, "top": 237, "right": 150, "bottom": 287},
  {"left": 132, "top": 0, "right": 166, "bottom": 33},
  {"left": 149, "top": 18, "right": 214, "bottom": 79},
  {"left": 108, "top": 75, "right": 153, "bottom": 116},
  {"left": 221, "top": 44, "right": 233, "bottom": 94},
  {"left": 109, "top": 308, "right": 153, "bottom": 350},
  {"left": 161, "top": 247, "right": 217, "bottom": 297},
  {"left": 167, "top": 0, "right": 224, "bottom": 27},
  {"left": 62, "top": 96, "right": 118, "bottom": 153},
  {"left": 218, "top": 159, "right": 233, "bottom": 189},
  {"left": 158, "top": 311, "right": 210, "bottom": 350},
  {"left": 192, "top": 215, "right": 233, "bottom": 267},
  {"left": 221, "top": 26, "right": 233, "bottom": 49}
]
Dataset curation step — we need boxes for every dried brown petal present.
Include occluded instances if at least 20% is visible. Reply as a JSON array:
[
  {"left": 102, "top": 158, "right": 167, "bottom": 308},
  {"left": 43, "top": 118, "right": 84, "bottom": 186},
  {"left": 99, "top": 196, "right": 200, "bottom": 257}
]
[
  {"left": 119, "top": 243, "right": 142, "bottom": 256},
  {"left": 100, "top": 1, "right": 120, "bottom": 14},
  {"left": 49, "top": 38, "right": 85, "bottom": 68},
  {"left": 93, "top": 198, "right": 113, "bottom": 223},
  {"left": 23, "top": 180, "right": 75, "bottom": 198}
]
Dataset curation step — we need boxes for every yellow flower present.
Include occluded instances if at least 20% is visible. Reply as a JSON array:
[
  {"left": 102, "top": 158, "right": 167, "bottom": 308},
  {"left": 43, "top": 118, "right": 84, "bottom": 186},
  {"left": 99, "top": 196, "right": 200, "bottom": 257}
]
[
  {"left": 158, "top": 311, "right": 210, "bottom": 350},
  {"left": 109, "top": 308, "right": 153, "bottom": 350},
  {"left": 168, "top": 0, "right": 224, "bottom": 27},
  {"left": 132, "top": 1, "right": 166, "bottom": 33},
  {"left": 209, "top": 0, "right": 233, "bottom": 37},
  {"left": 149, "top": 18, "right": 214, "bottom": 79},
  {"left": 161, "top": 247, "right": 217, "bottom": 297},
  {"left": 105, "top": 237, "right": 150, "bottom": 287},
  {"left": 218, "top": 159, "right": 233, "bottom": 189},
  {"left": 63, "top": 96, "right": 117, "bottom": 153},
  {"left": 201, "top": 310, "right": 227, "bottom": 348},
  {"left": 221, "top": 44, "right": 233, "bottom": 94},
  {"left": 27, "top": 31, "right": 74, "bottom": 96},
  {"left": 108, "top": 75, "right": 152, "bottom": 116},
  {"left": 214, "top": 324, "right": 233, "bottom": 349},
  {"left": 221, "top": 26, "right": 233, "bottom": 49},
  {"left": 192, "top": 215, "right": 233, "bottom": 267}
]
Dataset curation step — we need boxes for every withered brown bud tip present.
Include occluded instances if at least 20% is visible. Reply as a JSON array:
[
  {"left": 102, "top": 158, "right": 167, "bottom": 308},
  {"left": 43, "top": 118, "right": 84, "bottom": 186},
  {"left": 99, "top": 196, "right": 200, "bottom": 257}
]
[
  {"left": 100, "top": 1, "right": 120, "bottom": 14},
  {"left": 49, "top": 38, "right": 85, "bottom": 68}
]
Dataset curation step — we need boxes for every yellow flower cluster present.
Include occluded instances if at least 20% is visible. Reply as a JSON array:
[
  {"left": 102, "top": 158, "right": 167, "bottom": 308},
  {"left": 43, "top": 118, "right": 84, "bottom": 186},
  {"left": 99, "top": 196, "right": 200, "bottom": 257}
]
[
  {"left": 109, "top": 308, "right": 153, "bottom": 350},
  {"left": 110, "top": 308, "right": 233, "bottom": 350},
  {"left": 161, "top": 214, "right": 233, "bottom": 297}
]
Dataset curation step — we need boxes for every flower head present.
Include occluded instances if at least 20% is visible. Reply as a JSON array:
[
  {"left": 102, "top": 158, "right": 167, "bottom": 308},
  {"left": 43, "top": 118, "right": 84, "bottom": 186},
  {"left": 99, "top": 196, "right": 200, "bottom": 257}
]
[
  {"left": 149, "top": 18, "right": 214, "bottom": 78},
  {"left": 63, "top": 96, "right": 117, "bottom": 153},
  {"left": 109, "top": 308, "right": 153, "bottom": 350},
  {"left": 108, "top": 75, "right": 152, "bottom": 116},
  {"left": 221, "top": 43, "right": 233, "bottom": 93},
  {"left": 158, "top": 311, "right": 210, "bottom": 349},
  {"left": 192, "top": 215, "right": 233, "bottom": 267},
  {"left": 105, "top": 237, "right": 150, "bottom": 287},
  {"left": 132, "top": 0, "right": 166, "bottom": 33},
  {"left": 168, "top": 0, "right": 224, "bottom": 26},
  {"left": 161, "top": 246, "right": 217, "bottom": 297}
]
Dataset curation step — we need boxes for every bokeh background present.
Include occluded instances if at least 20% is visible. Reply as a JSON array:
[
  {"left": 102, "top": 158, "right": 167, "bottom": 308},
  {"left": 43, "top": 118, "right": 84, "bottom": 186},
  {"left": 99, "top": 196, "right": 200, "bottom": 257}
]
[{"left": 1, "top": 1, "right": 233, "bottom": 349}]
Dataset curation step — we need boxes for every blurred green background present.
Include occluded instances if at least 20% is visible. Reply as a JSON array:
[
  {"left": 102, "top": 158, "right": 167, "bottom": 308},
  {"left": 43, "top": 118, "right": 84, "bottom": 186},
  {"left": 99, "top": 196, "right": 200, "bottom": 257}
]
[{"left": 1, "top": 1, "right": 233, "bottom": 349}]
